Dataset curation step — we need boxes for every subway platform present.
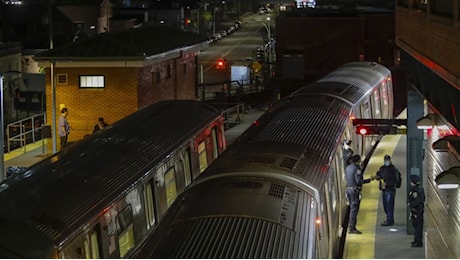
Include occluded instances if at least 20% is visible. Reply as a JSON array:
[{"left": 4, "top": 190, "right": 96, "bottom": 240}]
[
  {"left": 343, "top": 109, "right": 426, "bottom": 259},
  {"left": 3, "top": 105, "right": 268, "bottom": 176}
]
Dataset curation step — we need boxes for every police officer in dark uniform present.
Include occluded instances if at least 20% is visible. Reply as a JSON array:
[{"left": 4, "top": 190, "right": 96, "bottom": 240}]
[
  {"left": 408, "top": 174, "right": 425, "bottom": 247},
  {"left": 375, "top": 154, "right": 401, "bottom": 226},
  {"left": 346, "top": 154, "right": 375, "bottom": 234},
  {"left": 343, "top": 140, "right": 354, "bottom": 167}
]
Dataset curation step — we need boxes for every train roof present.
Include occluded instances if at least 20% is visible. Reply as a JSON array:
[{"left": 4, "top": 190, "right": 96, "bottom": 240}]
[
  {"left": 0, "top": 100, "right": 222, "bottom": 245},
  {"left": 204, "top": 93, "right": 351, "bottom": 189},
  {"left": 295, "top": 61, "right": 391, "bottom": 105}
]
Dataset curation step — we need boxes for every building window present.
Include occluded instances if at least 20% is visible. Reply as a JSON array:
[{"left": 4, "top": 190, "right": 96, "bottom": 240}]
[
  {"left": 57, "top": 74, "right": 68, "bottom": 85},
  {"left": 79, "top": 75, "right": 104, "bottom": 88},
  {"left": 153, "top": 71, "right": 161, "bottom": 84},
  {"left": 166, "top": 64, "right": 172, "bottom": 79}
]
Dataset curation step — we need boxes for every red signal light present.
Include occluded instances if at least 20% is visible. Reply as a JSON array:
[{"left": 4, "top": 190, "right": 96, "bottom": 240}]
[
  {"left": 356, "top": 126, "right": 368, "bottom": 135},
  {"left": 216, "top": 58, "right": 226, "bottom": 69}
]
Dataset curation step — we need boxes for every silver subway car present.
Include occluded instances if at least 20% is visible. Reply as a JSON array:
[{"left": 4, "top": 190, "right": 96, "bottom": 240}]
[{"left": 134, "top": 62, "right": 393, "bottom": 258}]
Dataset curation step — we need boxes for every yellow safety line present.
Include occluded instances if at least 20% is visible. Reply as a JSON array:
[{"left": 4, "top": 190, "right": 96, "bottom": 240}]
[
  {"left": 4, "top": 140, "right": 47, "bottom": 162},
  {"left": 343, "top": 134, "right": 402, "bottom": 258}
]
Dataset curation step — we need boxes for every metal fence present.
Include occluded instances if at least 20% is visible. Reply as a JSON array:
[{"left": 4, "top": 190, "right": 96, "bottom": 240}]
[{"left": 6, "top": 113, "right": 46, "bottom": 153}]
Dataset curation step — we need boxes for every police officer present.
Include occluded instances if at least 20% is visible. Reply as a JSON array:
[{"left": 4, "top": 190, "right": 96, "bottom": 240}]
[
  {"left": 343, "top": 140, "right": 354, "bottom": 166},
  {"left": 346, "top": 154, "right": 375, "bottom": 234},
  {"left": 375, "top": 154, "right": 401, "bottom": 226},
  {"left": 408, "top": 174, "right": 425, "bottom": 247}
]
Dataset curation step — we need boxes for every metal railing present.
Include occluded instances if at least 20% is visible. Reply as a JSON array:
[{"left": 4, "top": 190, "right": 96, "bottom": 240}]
[
  {"left": 197, "top": 80, "right": 262, "bottom": 101},
  {"left": 6, "top": 113, "right": 46, "bottom": 153}
]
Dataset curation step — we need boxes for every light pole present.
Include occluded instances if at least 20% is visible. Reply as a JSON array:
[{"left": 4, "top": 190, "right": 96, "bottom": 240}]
[
  {"left": 261, "top": 17, "right": 272, "bottom": 78},
  {"left": 0, "top": 71, "right": 21, "bottom": 183}
]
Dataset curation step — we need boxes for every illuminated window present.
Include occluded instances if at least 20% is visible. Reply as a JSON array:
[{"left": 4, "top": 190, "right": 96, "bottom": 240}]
[
  {"left": 117, "top": 206, "right": 135, "bottom": 257},
  {"left": 212, "top": 128, "right": 218, "bottom": 160},
  {"left": 79, "top": 75, "right": 104, "bottom": 88},
  {"left": 198, "top": 141, "right": 208, "bottom": 173},
  {"left": 143, "top": 181, "right": 156, "bottom": 229},
  {"left": 90, "top": 232, "right": 100, "bottom": 258},
  {"left": 164, "top": 168, "right": 178, "bottom": 207},
  {"left": 183, "top": 150, "right": 192, "bottom": 186}
]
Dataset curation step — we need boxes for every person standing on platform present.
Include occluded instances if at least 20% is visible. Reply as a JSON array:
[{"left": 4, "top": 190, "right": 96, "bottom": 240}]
[
  {"left": 408, "top": 175, "right": 425, "bottom": 247},
  {"left": 345, "top": 154, "right": 375, "bottom": 234},
  {"left": 375, "top": 154, "right": 401, "bottom": 226},
  {"left": 58, "top": 107, "right": 71, "bottom": 151}
]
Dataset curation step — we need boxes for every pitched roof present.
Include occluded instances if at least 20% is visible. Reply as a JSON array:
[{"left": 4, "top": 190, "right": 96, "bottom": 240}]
[{"left": 34, "top": 25, "right": 208, "bottom": 61}]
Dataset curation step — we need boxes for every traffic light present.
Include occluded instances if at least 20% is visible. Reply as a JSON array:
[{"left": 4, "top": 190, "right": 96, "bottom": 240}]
[
  {"left": 216, "top": 58, "right": 226, "bottom": 69},
  {"left": 185, "top": 19, "right": 191, "bottom": 26}
]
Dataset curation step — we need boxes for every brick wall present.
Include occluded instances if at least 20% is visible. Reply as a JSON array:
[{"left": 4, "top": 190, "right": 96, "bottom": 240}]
[
  {"left": 45, "top": 52, "right": 198, "bottom": 150},
  {"left": 276, "top": 13, "right": 395, "bottom": 79},
  {"left": 138, "top": 54, "right": 197, "bottom": 108},
  {"left": 396, "top": 8, "right": 460, "bottom": 77},
  {"left": 45, "top": 66, "right": 138, "bottom": 143}
]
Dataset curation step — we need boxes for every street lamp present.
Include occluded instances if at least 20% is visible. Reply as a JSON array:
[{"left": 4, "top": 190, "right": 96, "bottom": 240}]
[
  {"left": 0, "top": 71, "right": 21, "bottom": 183},
  {"left": 261, "top": 17, "right": 272, "bottom": 77}
]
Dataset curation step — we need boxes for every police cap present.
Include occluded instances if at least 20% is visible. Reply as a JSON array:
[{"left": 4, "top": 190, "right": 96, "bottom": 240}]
[
  {"left": 384, "top": 154, "right": 391, "bottom": 160},
  {"left": 351, "top": 155, "right": 361, "bottom": 163},
  {"left": 410, "top": 175, "right": 420, "bottom": 184}
]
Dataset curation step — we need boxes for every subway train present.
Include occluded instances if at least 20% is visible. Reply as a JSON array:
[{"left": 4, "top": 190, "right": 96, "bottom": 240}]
[
  {"left": 133, "top": 62, "right": 394, "bottom": 258},
  {"left": 0, "top": 100, "right": 226, "bottom": 258}
]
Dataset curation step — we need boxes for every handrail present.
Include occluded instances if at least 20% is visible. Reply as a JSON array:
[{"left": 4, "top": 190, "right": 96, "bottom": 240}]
[{"left": 6, "top": 113, "right": 46, "bottom": 153}]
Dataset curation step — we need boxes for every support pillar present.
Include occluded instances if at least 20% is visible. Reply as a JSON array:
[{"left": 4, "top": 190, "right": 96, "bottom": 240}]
[{"left": 406, "top": 83, "right": 425, "bottom": 234}]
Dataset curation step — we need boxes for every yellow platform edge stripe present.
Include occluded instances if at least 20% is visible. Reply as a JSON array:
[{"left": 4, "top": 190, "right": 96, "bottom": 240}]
[{"left": 343, "top": 134, "right": 402, "bottom": 259}]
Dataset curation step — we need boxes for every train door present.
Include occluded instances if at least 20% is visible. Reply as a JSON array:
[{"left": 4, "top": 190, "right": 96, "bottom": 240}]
[
  {"left": 198, "top": 140, "right": 208, "bottom": 173},
  {"left": 164, "top": 167, "right": 178, "bottom": 207},
  {"left": 116, "top": 206, "right": 135, "bottom": 258},
  {"left": 324, "top": 167, "right": 341, "bottom": 258},
  {"left": 181, "top": 148, "right": 192, "bottom": 187},
  {"left": 212, "top": 128, "right": 219, "bottom": 160},
  {"left": 143, "top": 178, "right": 157, "bottom": 231},
  {"left": 153, "top": 164, "right": 179, "bottom": 220},
  {"left": 84, "top": 228, "right": 101, "bottom": 259},
  {"left": 358, "top": 100, "right": 373, "bottom": 159},
  {"left": 59, "top": 227, "right": 102, "bottom": 258},
  {"left": 380, "top": 80, "right": 390, "bottom": 119},
  {"left": 316, "top": 194, "right": 330, "bottom": 258},
  {"left": 371, "top": 88, "right": 382, "bottom": 119}
]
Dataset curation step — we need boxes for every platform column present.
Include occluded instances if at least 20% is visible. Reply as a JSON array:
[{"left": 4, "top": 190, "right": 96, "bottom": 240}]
[{"left": 406, "top": 83, "right": 425, "bottom": 234}]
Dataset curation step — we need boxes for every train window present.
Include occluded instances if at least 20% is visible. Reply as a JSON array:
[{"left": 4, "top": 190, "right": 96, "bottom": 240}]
[
  {"left": 329, "top": 172, "right": 338, "bottom": 212},
  {"left": 360, "top": 101, "right": 370, "bottom": 118},
  {"left": 165, "top": 168, "right": 178, "bottom": 207},
  {"left": 90, "top": 232, "right": 100, "bottom": 259},
  {"left": 380, "top": 81, "right": 389, "bottom": 118},
  {"left": 372, "top": 88, "right": 381, "bottom": 118},
  {"left": 116, "top": 206, "right": 135, "bottom": 258},
  {"left": 143, "top": 180, "right": 156, "bottom": 229},
  {"left": 212, "top": 128, "right": 218, "bottom": 159},
  {"left": 198, "top": 141, "right": 208, "bottom": 173},
  {"left": 183, "top": 149, "right": 192, "bottom": 185},
  {"left": 84, "top": 239, "right": 90, "bottom": 259}
]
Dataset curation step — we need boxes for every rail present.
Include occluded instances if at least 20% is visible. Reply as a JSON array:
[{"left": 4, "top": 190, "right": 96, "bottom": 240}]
[
  {"left": 6, "top": 113, "right": 46, "bottom": 153},
  {"left": 197, "top": 80, "right": 262, "bottom": 101}
]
